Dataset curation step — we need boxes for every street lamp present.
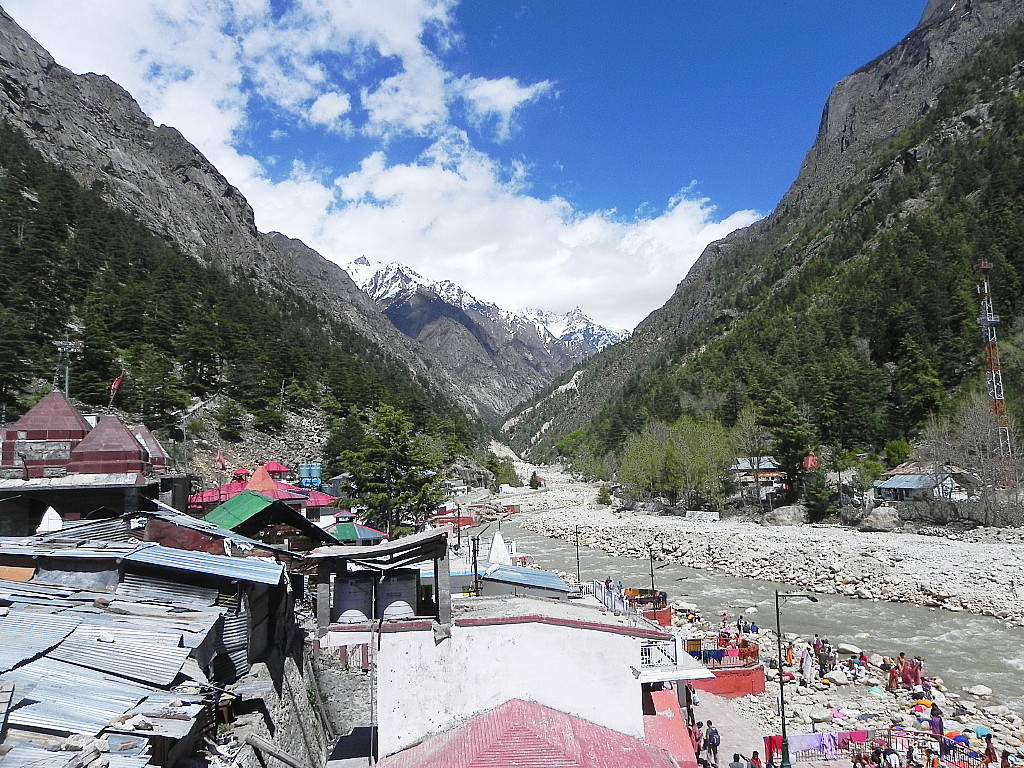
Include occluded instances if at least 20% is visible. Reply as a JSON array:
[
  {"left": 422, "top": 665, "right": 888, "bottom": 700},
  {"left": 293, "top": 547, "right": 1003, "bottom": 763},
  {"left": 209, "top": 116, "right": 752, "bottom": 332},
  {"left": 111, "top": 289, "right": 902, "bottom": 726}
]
[
  {"left": 775, "top": 590, "right": 818, "bottom": 768},
  {"left": 575, "top": 526, "right": 581, "bottom": 584}
]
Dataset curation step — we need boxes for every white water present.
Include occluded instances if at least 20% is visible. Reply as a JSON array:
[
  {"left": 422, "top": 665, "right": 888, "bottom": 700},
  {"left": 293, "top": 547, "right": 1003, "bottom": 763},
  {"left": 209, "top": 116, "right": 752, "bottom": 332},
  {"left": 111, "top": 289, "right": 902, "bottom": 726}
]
[{"left": 503, "top": 519, "right": 1024, "bottom": 714}]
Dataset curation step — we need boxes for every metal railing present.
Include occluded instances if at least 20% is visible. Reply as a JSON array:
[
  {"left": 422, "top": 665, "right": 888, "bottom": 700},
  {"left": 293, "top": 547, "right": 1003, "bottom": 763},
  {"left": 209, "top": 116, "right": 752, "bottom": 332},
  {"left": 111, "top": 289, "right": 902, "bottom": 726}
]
[
  {"left": 765, "top": 729, "right": 983, "bottom": 766},
  {"left": 684, "top": 637, "right": 761, "bottom": 668},
  {"left": 587, "top": 580, "right": 665, "bottom": 631},
  {"left": 641, "top": 639, "right": 678, "bottom": 667}
]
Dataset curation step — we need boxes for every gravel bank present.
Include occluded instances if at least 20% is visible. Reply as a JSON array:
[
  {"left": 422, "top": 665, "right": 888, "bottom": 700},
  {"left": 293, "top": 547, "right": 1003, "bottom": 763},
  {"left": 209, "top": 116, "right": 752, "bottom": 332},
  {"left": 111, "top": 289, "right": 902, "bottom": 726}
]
[{"left": 499, "top": 464, "right": 1024, "bottom": 625}]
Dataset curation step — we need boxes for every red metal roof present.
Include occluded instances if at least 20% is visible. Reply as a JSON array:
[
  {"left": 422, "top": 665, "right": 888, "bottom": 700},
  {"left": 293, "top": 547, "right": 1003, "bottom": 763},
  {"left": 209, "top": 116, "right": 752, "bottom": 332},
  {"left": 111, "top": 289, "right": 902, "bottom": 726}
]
[
  {"left": 263, "top": 461, "right": 289, "bottom": 473},
  {"left": 10, "top": 391, "right": 92, "bottom": 434},
  {"left": 189, "top": 471, "right": 337, "bottom": 509},
  {"left": 376, "top": 698, "right": 679, "bottom": 768}
]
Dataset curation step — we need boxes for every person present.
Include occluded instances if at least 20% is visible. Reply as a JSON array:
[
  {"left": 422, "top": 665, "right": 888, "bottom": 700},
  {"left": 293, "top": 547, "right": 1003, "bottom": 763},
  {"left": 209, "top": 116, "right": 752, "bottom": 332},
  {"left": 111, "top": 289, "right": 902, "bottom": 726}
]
[
  {"left": 859, "top": 651, "right": 870, "bottom": 670},
  {"left": 691, "top": 720, "right": 704, "bottom": 755},
  {"left": 924, "top": 748, "right": 939, "bottom": 768},
  {"left": 906, "top": 743, "right": 920, "bottom": 768},
  {"left": 813, "top": 634, "right": 822, "bottom": 656},
  {"left": 750, "top": 621, "right": 759, "bottom": 633},
  {"left": 748, "top": 750, "right": 763, "bottom": 768},
  {"left": 983, "top": 735, "right": 998, "bottom": 767},
  {"left": 887, "top": 664, "right": 900, "bottom": 693},
  {"left": 1001, "top": 751, "right": 1013, "bottom": 768},
  {"left": 705, "top": 720, "right": 721, "bottom": 767},
  {"left": 929, "top": 704, "right": 943, "bottom": 737},
  {"left": 730, "top": 754, "right": 745, "bottom": 768},
  {"left": 882, "top": 747, "right": 901, "bottom": 768}
]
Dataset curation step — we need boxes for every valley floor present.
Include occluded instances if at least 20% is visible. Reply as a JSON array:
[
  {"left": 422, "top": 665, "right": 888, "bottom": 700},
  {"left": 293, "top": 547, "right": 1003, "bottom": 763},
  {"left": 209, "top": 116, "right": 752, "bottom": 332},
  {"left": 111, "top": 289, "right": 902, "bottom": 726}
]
[{"left": 492, "top": 458, "right": 1024, "bottom": 626}]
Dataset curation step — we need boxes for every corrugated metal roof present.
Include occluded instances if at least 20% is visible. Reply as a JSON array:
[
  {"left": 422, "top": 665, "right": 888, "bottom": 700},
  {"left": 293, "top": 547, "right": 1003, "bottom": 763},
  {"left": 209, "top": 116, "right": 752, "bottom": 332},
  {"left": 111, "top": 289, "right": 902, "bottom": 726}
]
[
  {"left": 4, "top": 657, "right": 153, "bottom": 735},
  {"left": 117, "top": 572, "right": 219, "bottom": 607},
  {"left": 124, "top": 544, "right": 284, "bottom": 585},
  {"left": 480, "top": 563, "right": 570, "bottom": 592},
  {"left": 0, "top": 472, "right": 145, "bottom": 490},
  {"left": 375, "top": 698, "right": 678, "bottom": 768},
  {"left": 0, "top": 609, "right": 82, "bottom": 673},
  {"left": 49, "top": 627, "right": 192, "bottom": 687},
  {"left": 877, "top": 474, "right": 942, "bottom": 490},
  {"left": 144, "top": 504, "right": 295, "bottom": 555},
  {"left": 0, "top": 538, "right": 138, "bottom": 558},
  {"left": 327, "top": 520, "right": 386, "bottom": 542},
  {"left": 43, "top": 517, "right": 140, "bottom": 543},
  {"left": 202, "top": 490, "right": 276, "bottom": 529},
  {"left": 0, "top": 744, "right": 155, "bottom": 767}
]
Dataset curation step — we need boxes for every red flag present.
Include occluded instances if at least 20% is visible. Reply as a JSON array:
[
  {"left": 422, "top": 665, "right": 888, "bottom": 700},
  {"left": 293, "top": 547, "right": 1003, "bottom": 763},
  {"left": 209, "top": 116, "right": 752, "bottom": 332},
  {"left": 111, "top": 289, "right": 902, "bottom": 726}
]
[
  {"left": 216, "top": 449, "right": 227, "bottom": 471},
  {"left": 109, "top": 370, "right": 125, "bottom": 393}
]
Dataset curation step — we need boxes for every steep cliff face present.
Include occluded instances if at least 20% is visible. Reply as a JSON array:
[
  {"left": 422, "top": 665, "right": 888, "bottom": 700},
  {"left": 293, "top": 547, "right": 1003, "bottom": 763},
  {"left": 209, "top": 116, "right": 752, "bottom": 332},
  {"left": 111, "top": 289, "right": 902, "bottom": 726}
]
[
  {"left": 0, "top": 7, "right": 553, "bottom": 424},
  {"left": 506, "top": 0, "right": 1024, "bottom": 456}
]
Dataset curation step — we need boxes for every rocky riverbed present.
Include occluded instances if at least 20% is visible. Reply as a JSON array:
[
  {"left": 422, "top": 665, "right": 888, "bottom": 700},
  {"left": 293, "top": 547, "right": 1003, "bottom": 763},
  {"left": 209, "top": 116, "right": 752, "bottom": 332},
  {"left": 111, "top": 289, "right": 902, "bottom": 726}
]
[
  {"left": 498, "top": 464, "right": 1024, "bottom": 626},
  {"left": 729, "top": 627, "right": 1024, "bottom": 754},
  {"left": 491, "top": 456, "right": 1024, "bottom": 749}
]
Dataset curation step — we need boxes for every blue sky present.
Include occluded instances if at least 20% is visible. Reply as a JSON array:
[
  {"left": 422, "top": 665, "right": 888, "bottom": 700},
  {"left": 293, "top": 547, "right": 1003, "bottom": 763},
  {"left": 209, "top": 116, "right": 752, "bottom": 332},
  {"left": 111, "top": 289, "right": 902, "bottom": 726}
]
[{"left": 5, "top": 1, "right": 924, "bottom": 329}]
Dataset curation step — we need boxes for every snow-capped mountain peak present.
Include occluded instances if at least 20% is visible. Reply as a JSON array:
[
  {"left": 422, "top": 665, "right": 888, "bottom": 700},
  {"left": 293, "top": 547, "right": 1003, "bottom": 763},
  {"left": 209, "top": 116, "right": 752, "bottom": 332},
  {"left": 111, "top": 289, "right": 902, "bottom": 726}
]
[{"left": 345, "top": 258, "right": 629, "bottom": 357}]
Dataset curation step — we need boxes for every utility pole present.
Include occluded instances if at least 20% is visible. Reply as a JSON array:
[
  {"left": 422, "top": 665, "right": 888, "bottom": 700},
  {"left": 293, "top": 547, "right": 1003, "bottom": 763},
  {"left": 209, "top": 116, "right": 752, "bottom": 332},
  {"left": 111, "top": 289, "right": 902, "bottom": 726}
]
[{"left": 51, "top": 340, "right": 83, "bottom": 399}]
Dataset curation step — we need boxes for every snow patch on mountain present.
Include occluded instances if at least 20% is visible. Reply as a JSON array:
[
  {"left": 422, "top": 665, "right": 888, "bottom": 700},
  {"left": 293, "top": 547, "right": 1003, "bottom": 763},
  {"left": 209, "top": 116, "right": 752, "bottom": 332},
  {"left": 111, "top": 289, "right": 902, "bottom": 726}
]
[{"left": 345, "top": 256, "right": 628, "bottom": 353}]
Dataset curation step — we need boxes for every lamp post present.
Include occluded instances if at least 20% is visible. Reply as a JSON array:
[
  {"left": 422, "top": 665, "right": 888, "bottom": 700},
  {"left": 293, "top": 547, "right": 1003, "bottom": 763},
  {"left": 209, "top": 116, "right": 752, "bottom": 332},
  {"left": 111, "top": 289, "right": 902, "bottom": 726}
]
[
  {"left": 775, "top": 590, "right": 818, "bottom": 768},
  {"left": 574, "top": 526, "right": 581, "bottom": 584},
  {"left": 649, "top": 546, "right": 656, "bottom": 592}
]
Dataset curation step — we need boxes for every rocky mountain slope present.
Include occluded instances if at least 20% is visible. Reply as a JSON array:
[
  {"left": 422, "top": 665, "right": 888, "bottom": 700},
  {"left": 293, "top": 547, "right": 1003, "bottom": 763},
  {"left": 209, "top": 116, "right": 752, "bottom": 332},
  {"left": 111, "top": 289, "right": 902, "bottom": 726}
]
[
  {"left": 0, "top": 7, "right": 563, "bottom": 425},
  {"left": 345, "top": 257, "right": 628, "bottom": 416},
  {"left": 506, "top": 0, "right": 1024, "bottom": 457}
]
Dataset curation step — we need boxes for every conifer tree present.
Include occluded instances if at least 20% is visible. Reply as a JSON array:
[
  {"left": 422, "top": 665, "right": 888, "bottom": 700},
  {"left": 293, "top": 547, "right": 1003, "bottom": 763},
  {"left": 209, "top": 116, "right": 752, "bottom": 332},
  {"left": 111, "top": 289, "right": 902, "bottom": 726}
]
[{"left": 338, "top": 405, "right": 445, "bottom": 536}]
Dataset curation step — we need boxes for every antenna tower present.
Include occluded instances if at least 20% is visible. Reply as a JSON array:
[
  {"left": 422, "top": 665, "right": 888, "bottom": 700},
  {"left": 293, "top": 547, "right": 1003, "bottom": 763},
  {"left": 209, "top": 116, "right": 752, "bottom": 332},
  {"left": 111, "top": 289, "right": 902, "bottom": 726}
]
[{"left": 976, "top": 262, "right": 1015, "bottom": 487}]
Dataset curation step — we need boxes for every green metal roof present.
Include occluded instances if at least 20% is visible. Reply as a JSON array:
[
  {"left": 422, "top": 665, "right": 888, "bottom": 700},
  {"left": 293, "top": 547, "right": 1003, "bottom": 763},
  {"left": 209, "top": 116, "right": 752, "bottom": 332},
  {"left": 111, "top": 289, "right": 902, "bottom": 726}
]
[
  {"left": 326, "top": 520, "right": 385, "bottom": 543},
  {"left": 202, "top": 490, "right": 277, "bottom": 530}
]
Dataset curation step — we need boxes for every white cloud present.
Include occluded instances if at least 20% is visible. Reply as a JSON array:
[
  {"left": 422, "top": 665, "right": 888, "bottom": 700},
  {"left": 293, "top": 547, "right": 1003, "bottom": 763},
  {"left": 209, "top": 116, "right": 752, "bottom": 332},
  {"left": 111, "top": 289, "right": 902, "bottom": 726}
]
[
  {"left": 3, "top": 0, "right": 760, "bottom": 331},
  {"left": 455, "top": 75, "right": 555, "bottom": 141},
  {"left": 307, "top": 91, "right": 352, "bottom": 132}
]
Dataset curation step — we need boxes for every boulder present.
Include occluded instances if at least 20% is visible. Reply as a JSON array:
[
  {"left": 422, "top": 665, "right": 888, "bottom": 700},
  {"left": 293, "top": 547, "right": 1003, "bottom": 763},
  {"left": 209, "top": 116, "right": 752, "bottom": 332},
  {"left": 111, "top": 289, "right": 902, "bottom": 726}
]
[
  {"left": 764, "top": 505, "right": 808, "bottom": 526},
  {"left": 825, "top": 669, "right": 850, "bottom": 685},
  {"left": 837, "top": 643, "right": 862, "bottom": 655},
  {"left": 858, "top": 506, "right": 902, "bottom": 532},
  {"left": 967, "top": 685, "right": 993, "bottom": 697},
  {"left": 809, "top": 706, "right": 834, "bottom": 723}
]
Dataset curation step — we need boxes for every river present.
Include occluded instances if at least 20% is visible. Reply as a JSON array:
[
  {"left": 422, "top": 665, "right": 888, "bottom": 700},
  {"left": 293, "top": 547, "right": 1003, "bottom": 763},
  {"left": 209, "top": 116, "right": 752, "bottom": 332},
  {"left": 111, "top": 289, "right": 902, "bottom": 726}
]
[{"left": 499, "top": 519, "right": 1024, "bottom": 714}]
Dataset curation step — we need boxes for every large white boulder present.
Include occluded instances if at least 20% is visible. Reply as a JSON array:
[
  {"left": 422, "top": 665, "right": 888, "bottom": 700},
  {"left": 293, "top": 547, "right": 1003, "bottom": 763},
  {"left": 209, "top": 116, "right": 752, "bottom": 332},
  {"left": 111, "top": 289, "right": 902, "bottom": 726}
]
[
  {"left": 967, "top": 685, "right": 993, "bottom": 697},
  {"left": 825, "top": 669, "right": 850, "bottom": 686},
  {"left": 809, "top": 706, "right": 834, "bottom": 723},
  {"left": 837, "top": 643, "right": 862, "bottom": 655}
]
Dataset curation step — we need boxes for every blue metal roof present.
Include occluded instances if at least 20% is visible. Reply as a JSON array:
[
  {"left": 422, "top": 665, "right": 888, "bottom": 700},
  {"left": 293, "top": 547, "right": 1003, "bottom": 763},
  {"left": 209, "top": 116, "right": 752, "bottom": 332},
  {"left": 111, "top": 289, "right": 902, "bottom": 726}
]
[
  {"left": 125, "top": 544, "right": 284, "bottom": 586},
  {"left": 481, "top": 563, "right": 570, "bottom": 593},
  {"left": 877, "top": 474, "right": 941, "bottom": 490}
]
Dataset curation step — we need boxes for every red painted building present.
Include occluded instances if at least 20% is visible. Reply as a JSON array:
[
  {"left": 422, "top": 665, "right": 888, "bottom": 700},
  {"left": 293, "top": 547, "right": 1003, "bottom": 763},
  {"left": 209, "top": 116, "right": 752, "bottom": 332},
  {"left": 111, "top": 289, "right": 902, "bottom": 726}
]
[{"left": 0, "top": 391, "right": 185, "bottom": 534}]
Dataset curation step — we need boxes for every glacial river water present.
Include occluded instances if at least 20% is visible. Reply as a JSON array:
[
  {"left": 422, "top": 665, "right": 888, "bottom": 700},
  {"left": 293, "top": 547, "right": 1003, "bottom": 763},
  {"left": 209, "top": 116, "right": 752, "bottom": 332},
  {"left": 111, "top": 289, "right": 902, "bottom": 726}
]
[{"left": 499, "top": 519, "right": 1024, "bottom": 714}]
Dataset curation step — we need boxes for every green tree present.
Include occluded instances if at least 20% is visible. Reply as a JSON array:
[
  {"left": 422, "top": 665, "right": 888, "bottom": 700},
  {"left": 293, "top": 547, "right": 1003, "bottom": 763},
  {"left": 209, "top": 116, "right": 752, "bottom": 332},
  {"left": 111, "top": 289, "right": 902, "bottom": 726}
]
[
  {"left": 529, "top": 471, "right": 540, "bottom": 489},
  {"left": 339, "top": 405, "right": 445, "bottom": 536},
  {"left": 883, "top": 439, "right": 912, "bottom": 467},
  {"left": 759, "top": 393, "right": 816, "bottom": 503},
  {"left": 216, "top": 399, "right": 245, "bottom": 442},
  {"left": 673, "top": 415, "right": 734, "bottom": 509},
  {"left": 890, "top": 337, "right": 947, "bottom": 437}
]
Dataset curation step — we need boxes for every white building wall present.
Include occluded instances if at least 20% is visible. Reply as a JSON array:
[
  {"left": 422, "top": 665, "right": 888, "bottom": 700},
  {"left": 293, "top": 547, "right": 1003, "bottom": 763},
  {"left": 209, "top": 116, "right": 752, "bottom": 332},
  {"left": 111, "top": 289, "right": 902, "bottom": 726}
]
[{"left": 375, "top": 621, "right": 643, "bottom": 756}]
